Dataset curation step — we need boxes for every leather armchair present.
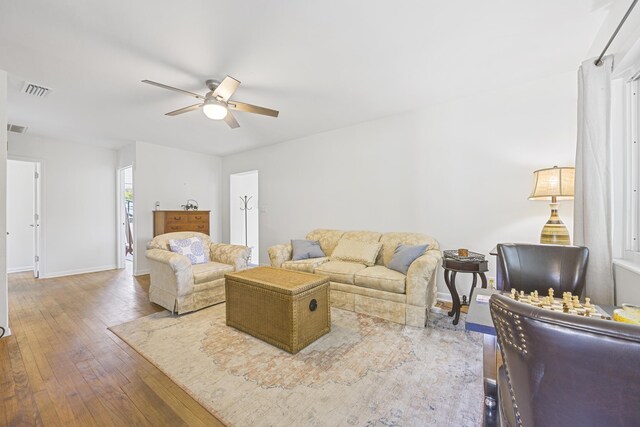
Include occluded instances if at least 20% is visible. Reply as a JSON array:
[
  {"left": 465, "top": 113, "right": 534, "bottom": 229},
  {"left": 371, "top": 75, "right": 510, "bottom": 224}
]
[
  {"left": 490, "top": 294, "right": 640, "bottom": 427},
  {"left": 497, "top": 243, "right": 588, "bottom": 297}
]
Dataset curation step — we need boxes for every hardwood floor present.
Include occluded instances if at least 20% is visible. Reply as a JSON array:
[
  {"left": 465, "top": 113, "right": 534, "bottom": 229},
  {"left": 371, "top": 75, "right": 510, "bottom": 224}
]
[{"left": 1, "top": 266, "right": 224, "bottom": 426}]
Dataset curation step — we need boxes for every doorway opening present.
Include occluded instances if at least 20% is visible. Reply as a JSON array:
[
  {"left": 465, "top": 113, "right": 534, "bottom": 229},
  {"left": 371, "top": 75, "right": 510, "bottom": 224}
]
[
  {"left": 117, "top": 166, "right": 134, "bottom": 271},
  {"left": 7, "top": 159, "right": 41, "bottom": 278},
  {"left": 230, "top": 170, "right": 259, "bottom": 265}
]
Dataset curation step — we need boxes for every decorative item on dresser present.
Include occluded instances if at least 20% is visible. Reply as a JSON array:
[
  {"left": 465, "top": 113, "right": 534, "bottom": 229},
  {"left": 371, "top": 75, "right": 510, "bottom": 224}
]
[{"left": 153, "top": 210, "right": 210, "bottom": 237}]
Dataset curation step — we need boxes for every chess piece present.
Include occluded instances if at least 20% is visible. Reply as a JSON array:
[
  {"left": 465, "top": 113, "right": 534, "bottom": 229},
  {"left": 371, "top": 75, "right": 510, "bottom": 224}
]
[
  {"left": 511, "top": 288, "right": 517, "bottom": 299},
  {"left": 584, "top": 297, "right": 592, "bottom": 308},
  {"left": 548, "top": 288, "right": 554, "bottom": 300},
  {"left": 563, "top": 302, "right": 569, "bottom": 313}
]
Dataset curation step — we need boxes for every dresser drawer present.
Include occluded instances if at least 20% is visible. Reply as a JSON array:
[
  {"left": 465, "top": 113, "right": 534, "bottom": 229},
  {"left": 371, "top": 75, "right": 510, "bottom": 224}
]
[
  {"left": 187, "top": 213, "right": 208, "bottom": 224},
  {"left": 164, "top": 223, "right": 196, "bottom": 232},
  {"left": 166, "top": 214, "right": 190, "bottom": 224},
  {"left": 191, "top": 223, "right": 209, "bottom": 233},
  {"left": 153, "top": 210, "right": 211, "bottom": 237}
]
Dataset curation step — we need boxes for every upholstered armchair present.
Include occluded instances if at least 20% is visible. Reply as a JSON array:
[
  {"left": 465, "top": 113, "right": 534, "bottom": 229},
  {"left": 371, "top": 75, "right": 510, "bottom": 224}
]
[
  {"left": 146, "top": 232, "right": 250, "bottom": 314},
  {"left": 490, "top": 294, "right": 640, "bottom": 427},
  {"left": 497, "top": 243, "right": 589, "bottom": 297}
]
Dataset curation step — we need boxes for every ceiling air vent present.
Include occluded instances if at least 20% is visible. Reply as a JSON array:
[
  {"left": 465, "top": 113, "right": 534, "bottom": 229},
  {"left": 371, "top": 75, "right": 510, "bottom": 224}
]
[
  {"left": 21, "top": 81, "right": 51, "bottom": 97},
  {"left": 7, "top": 123, "right": 28, "bottom": 134}
]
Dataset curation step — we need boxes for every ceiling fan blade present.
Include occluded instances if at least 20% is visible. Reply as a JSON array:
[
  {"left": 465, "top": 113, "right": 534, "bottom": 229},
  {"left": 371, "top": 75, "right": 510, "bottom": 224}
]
[
  {"left": 223, "top": 111, "right": 240, "bottom": 129},
  {"left": 228, "top": 100, "right": 279, "bottom": 118},
  {"left": 165, "top": 103, "right": 203, "bottom": 116},
  {"left": 142, "top": 80, "right": 205, "bottom": 100},
  {"left": 213, "top": 76, "right": 240, "bottom": 101}
]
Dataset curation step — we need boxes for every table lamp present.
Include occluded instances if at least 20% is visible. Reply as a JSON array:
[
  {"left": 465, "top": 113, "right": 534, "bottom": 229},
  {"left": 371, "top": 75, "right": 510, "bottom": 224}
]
[{"left": 528, "top": 166, "right": 575, "bottom": 245}]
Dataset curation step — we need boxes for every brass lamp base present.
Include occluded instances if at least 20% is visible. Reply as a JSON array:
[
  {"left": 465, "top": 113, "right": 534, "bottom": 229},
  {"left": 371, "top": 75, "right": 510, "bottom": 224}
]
[{"left": 540, "top": 203, "right": 571, "bottom": 245}]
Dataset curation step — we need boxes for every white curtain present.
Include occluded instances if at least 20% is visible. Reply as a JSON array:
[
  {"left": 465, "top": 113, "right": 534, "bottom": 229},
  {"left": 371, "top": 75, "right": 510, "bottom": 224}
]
[{"left": 574, "top": 56, "right": 614, "bottom": 305}]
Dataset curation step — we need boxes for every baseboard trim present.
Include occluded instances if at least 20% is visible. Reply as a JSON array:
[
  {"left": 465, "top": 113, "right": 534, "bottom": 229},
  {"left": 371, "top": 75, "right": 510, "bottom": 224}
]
[
  {"left": 134, "top": 269, "right": 150, "bottom": 277},
  {"left": 7, "top": 266, "right": 33, "bottom": 274},
  {"left": 437, "top": 291, "right": 452, "bottom": 303},
  {"left": 41, "top": 265, "right": 118, "bottom": 279}
]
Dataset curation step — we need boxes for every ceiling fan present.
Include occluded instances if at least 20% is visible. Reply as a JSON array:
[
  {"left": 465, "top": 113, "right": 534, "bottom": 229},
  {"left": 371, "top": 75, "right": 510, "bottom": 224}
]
[{"left": 141, "top": 76, "right": 279, "bottom": 129}]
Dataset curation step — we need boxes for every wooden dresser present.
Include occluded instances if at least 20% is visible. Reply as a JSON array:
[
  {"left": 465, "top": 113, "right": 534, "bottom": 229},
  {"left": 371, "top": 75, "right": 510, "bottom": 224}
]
[{"left": 153, "top": 210, "right": 210, "bottom": 237}]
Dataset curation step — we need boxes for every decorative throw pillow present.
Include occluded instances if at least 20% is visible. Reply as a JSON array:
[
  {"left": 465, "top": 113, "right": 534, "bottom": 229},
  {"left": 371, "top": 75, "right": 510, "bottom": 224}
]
[
  {"left": 331, "top": 239, "right": 382, "bottom": 266},
  {"left": 168, "top": 236, "right": 208, "bottom": 265},
  {"left": 388, "top": 244, "right": 429, "bottom": 274},
  {"left": 291, "top": 239, "right": 326, "bottom": 261}
]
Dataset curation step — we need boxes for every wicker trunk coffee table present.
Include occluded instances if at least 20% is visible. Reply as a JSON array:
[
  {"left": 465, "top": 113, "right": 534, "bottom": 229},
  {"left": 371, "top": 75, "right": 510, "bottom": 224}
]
[{"left": 224, "top": 266, "right": 331, "bottom": 354}]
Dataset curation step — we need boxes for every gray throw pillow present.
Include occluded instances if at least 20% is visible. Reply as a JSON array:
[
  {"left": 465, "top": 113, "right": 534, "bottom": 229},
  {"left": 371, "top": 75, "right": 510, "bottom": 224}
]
[
  {"left": 291, "top": 239, "right": 326, "bottom": 261},
  {"left": 388, "top": 244, "right": 429, "bottom": 275}
]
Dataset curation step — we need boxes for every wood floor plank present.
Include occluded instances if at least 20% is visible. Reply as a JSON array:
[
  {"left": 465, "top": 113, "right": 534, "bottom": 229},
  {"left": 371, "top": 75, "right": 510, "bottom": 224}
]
[
  {"left": 0, "top": 339, "right": 19, "bottom": 426},
  {"left": 1, "top": 268, "right": 223, "bottom": 426},
  {"left": 121, "top": 379, "right": 188, "bottom": 427},
  {"left": 6, "top": 334, "right": 43, "bottom": 426},
  {"left": 136, "top": 371, "right": 220, "bottom": 427}
]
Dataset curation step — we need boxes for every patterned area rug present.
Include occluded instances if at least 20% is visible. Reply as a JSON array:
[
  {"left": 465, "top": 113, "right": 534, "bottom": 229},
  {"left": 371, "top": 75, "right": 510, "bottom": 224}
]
[{"left": 110, "top": 305, "right": 483, "bottom": 426}]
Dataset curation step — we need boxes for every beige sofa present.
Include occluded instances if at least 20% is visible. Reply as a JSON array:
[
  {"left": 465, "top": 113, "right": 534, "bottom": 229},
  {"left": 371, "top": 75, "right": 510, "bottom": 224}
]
[
  {"left": 146, "top": 232, "right": 251, "bottom": 314},
  {"left": 268, "top": 229, "right": 441, "bottom": 327}
]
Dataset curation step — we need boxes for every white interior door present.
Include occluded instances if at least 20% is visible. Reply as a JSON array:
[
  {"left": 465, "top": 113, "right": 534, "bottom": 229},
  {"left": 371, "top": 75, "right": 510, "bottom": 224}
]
[
  {"left": 7, "top": 160, "right": 38, "bottom": 276},
  {"left": 33, "top": 163, "right": 41, "bottom": 278}
]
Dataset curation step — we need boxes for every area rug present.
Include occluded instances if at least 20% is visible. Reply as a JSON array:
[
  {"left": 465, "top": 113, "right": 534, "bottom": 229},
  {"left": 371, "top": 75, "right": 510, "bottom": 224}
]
[{"left": 109, "top": 305, "right": 483, "bottom": 426}]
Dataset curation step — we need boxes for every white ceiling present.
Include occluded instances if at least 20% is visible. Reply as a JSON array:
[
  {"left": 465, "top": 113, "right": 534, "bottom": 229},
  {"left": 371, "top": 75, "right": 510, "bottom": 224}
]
[{"left": 0, "top": 1, "right": 609, "bottom": 156}]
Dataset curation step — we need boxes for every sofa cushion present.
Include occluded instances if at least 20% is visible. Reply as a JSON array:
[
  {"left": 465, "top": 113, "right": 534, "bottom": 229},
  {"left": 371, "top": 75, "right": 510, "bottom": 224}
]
[
  {"left": 192, "top": 262, "right": 234, "bottom": 284},
  {"left": 148, "top": 231, "right": 211, "bottom": 259},
  {"left": 314, "top": 260, "right": 367, "bottom": 285},
  {"left": 169, "top": 236, "right": 208, "bottom": 265},
  {"left": 341, "top": 230, "right": 382, "bottom": 243},
  {"left": 291, "top": 239, "right": 326, "bottom": 261},
  {"left": 305, "top": 229, "right": 345, "bottom": 257},
  {"left": 388, "top": 244, "right": 429, "bottom": 274},
  {"left": 331, "top": 239, "right": 382, "bottom": 266},
  {"left": 282, "top": 257, "right": 330, "bottom": 273},
  {"left": 354, "top": 266, "right": 406, "bottom": 294},
  {"left": 378, "top": 232, "right": 438, "bottom": 266}
]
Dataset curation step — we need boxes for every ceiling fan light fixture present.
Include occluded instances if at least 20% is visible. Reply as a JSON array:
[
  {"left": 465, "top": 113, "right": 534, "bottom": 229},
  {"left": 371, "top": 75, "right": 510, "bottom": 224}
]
[{"left": 202, "top": 100, "right": 228, "bottom": 120}]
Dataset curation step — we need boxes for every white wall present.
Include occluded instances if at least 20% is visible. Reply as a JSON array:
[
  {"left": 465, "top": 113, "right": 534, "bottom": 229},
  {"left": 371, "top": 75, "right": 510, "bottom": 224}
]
[
  {"left": 8, "top": 134, "right": 118, "bottom": 277},
  {"left": 134, "top": 141, "right": 222, "bottom": 275},
  {"left": 222, "top": 72, "right": 577, "bottom": 298},
  {"left": 117, "top": 143, "right": 135, "bottom": 168},
  {"left": 230, "top": 170, "right": 259, "bottom": 264},
  {"left": 7, "top": 160, "right": 35, "bottom": 272},
  {"left": 0, "top": 70, "right": 8, "bottom": 336}
]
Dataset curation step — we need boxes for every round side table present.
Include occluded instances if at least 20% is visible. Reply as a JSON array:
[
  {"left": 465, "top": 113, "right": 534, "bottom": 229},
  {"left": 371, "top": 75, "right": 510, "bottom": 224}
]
[{"left": 442, "top": 257, "right": 488, "bottom": 325}]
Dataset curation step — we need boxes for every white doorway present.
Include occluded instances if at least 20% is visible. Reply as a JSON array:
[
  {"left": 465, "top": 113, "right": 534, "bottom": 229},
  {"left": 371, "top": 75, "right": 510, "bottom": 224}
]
[
  {"left": 7, "top": 159, "right": 41, "bottom": 278},
  {"left": 230, "top": 170, "right": 259, "bottom": 265},
  {"left": 117, "top": 166, "right": 134, "bottom": 270}
]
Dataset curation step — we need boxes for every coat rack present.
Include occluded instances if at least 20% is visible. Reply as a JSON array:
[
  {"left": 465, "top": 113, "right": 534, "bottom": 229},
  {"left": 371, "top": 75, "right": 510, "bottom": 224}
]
[{"left": 239, "top": 195, "right": 253, "bottom": 247}]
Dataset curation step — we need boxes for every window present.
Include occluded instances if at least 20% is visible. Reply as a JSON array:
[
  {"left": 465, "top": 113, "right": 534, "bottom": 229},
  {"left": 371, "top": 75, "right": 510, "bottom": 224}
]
[{"left": 624, "top": 75, "right": 640, "bottom": 261}]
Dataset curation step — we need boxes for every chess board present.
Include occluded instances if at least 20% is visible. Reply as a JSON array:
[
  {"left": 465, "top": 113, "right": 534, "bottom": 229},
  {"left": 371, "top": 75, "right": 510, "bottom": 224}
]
[{"left": 506, "top": 289, "right": 612, "bottom": 320}]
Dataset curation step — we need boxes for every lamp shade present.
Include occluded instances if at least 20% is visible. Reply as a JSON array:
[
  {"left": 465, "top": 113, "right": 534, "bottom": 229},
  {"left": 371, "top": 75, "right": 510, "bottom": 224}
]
[
  {"left": 202, "top": 100, "right": 228, "bottom": 120},
  {"left": 528, "top": 166, "right": 575, "bottom": 200}
]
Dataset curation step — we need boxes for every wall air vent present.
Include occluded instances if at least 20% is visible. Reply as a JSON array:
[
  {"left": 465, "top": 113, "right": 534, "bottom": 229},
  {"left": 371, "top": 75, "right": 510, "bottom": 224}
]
[
  {"left": 21, "top": 81, "right": 51, "bottom": 97},
  {"left": 7, "top": 123, "right": 28, "bottom": 134}
]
